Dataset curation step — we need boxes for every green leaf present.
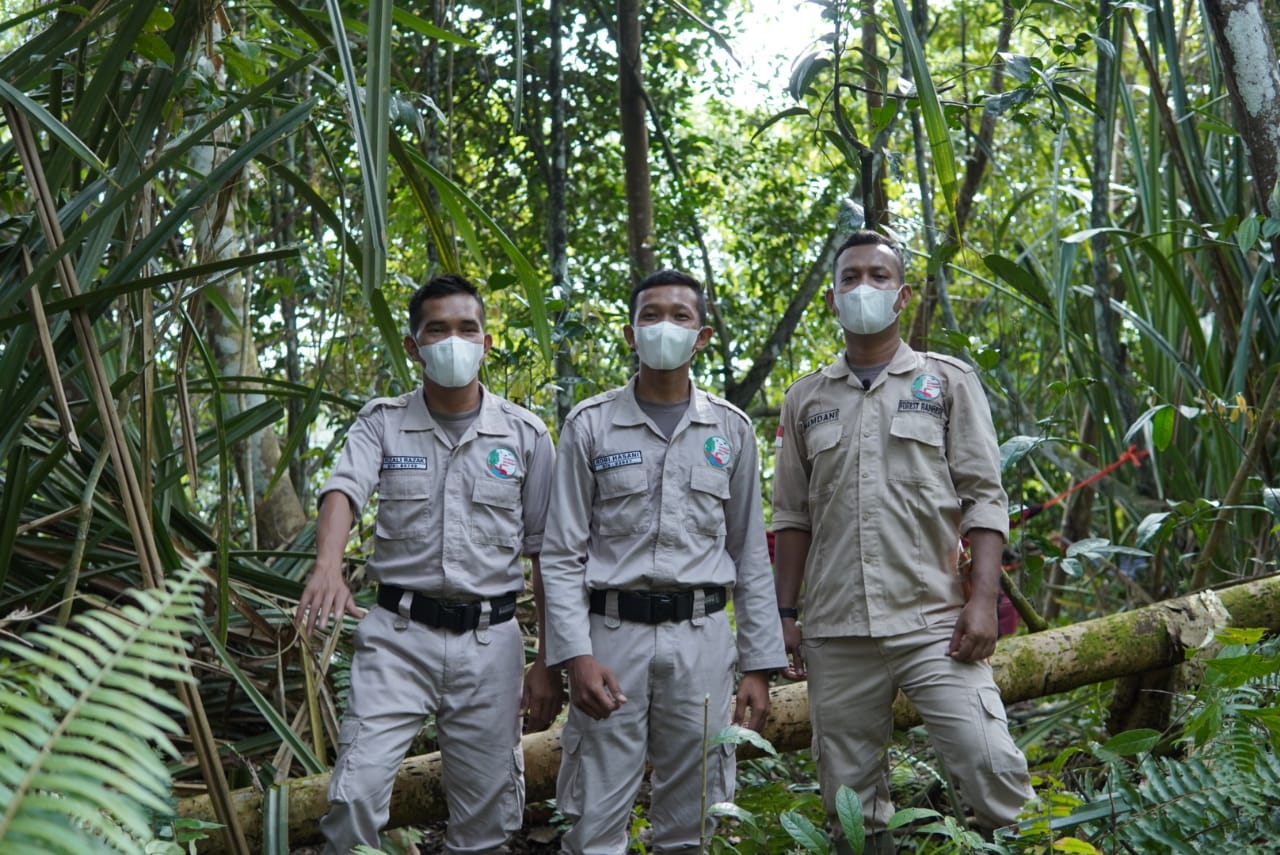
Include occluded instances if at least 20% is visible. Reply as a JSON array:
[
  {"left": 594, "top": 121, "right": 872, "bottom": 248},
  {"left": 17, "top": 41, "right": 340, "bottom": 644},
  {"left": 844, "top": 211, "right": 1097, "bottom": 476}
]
[
  {"left": 198, "top": 619, "right": 326, "bottom": 775},
  {"left": 708, "top": 724, "right": 777, "bottom": 756},
  {"left": 890, "top": 0, "right": 959, "bottom": 225},
  {"left": 834, "top": 785, "right": 864, "bottom": 847},
  {"left": 780, "top": 810, "right": 829, "bottom": 853},
  {"left": 984, "top": 254, "right": 1052, "bottom": 309},
  {"left": 1100, "top": 728, "right": 1161, "bottom": 756},
  {"left": 886, "top": 806, "right": 941, "bottom": 829}
]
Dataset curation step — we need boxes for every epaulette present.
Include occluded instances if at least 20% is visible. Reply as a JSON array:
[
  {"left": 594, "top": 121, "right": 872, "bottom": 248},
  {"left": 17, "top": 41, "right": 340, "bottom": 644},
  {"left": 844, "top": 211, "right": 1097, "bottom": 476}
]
[
  {"left": 703, "top": 390, "right": 752, "bottom": 428},
  {"left": 784, "top": 365, "right": 828, "bottom": 395},
  {"left": 564, "top": 388, "right": 619, "bottom": 423},
  {"left": 357, "top": 391, "right": 413, "bottom": 417},
  {"left": 924, "top": 352, "right": 976, "bottom": 374},
  {"left": 497, "top": 398, "right": 550, "bottom": 435}
]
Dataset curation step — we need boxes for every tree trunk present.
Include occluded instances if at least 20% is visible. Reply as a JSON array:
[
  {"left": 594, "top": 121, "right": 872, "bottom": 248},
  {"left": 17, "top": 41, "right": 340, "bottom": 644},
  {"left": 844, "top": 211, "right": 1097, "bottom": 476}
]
[
  {"left": 190, "top": 15, "right": 306, "bottom": 551},
  {"left": 178, "top": 574, "right": 1280, "bottom": 850},
  {"left": 617, "top": 0, "right": 654, "bottom": 280}
]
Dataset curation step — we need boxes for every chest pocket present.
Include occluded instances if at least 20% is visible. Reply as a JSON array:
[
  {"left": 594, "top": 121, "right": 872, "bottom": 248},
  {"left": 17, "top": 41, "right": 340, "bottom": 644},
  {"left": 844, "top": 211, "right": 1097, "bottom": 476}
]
[
  {"left": 375, "top": 470, "right": 433, "bottom": 539},
  {"left": 805, "top": 422, "right": 844, "bottom": 461},
  {"left": 469, "top": 477, "right": 523, "bottom": 549},
  {"left": 685, "top": 467, "right": 730, "bottom": 537},
  {"left": 888, "top": 413, "right": 946, "bottom": 484},
  {"left": 593, "top": 466, "right": 650, "bottom": 536}
]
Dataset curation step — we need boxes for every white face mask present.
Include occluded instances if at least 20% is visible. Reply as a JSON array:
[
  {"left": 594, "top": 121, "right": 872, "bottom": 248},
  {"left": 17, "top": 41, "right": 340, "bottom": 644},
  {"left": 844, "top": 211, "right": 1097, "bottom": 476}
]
[
  {"left": 834, "top": 285, "right": 903, "bottom": 335},
  {"left": 417, "top": 336, "right": 485, "bottom": 387},
  {"left": 633, "top": 321, "right": 700, "bottom": 371}
]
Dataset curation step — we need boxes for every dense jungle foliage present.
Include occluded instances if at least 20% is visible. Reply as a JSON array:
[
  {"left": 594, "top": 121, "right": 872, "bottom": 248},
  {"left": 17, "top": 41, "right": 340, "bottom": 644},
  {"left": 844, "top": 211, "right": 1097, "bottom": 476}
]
[{"left": 0, "top": 0, "right": 1277, "bottom": 851}]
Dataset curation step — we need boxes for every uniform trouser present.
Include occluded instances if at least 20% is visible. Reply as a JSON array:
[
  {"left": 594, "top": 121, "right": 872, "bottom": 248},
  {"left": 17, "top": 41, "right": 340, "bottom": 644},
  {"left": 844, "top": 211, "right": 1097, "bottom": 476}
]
[
  {"left": 557, "top": 610, "right": 738, "bottom": 854},
  {"left": 320, "top": 605, "right": 525, "bottom": 855},
  {"left": 803, "top": 622, "right": 1033, "bottom": 842}
]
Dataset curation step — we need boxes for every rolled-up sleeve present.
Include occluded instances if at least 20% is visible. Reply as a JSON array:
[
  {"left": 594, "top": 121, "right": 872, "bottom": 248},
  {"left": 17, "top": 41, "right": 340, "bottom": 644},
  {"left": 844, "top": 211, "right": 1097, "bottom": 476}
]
[
  {"left": 539, "top": 416, "right": 595, "bottom": 666},
  {"left": 946, "top": 370, "right": 1009, "bottom": 538},
  {"left": 724, "top": 423, "right": 787, "bottom": 673}
]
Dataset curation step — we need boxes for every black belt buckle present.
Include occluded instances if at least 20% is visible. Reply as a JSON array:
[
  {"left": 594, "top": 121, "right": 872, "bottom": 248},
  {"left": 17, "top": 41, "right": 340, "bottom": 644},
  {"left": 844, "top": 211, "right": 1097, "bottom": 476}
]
[
  {"left": 437, "top": 599, "right": 480, "bottom": 632},
  {"left": 645, "top": 591, "right": 677, "bottom": 622}
]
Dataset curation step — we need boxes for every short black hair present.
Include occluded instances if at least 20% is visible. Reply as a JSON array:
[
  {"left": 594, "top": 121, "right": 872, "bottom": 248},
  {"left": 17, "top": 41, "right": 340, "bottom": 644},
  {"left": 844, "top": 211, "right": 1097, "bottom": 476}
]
[
  {"left": 408, "top": 273, "right": 486, "bottom": 334},
  {"left": 628, "top": 269, "right": 707, "bottom": 325},
  {"left": 833, "top": 231, "right": 906, "bottom": 282}
]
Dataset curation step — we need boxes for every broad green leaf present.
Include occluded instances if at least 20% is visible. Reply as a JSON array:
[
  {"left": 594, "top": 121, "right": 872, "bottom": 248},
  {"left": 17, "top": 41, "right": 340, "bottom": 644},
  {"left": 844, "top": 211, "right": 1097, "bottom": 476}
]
[
  {"left": 1100, "top": 728, "right": 1161, "bottom": 757},
  {"left": 709, "top": 724, "right": 777, "bottom": 755},
  {"left": 834, "top": 785, "right": 864, "bottom": 847},
  {"left": 780, "top": 810, "right": 829, "bottom": 853}
]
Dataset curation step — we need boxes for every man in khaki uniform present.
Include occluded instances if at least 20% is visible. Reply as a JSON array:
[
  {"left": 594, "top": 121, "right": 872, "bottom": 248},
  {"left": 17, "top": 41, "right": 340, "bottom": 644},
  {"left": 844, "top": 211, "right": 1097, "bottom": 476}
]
[
  {"left": 541, "top": 269, "right": 787, "bottom": 853},
  {"left": 296, "top": 274, "right": 562, "bottom": 855},
  {"left": 773, "top": 232, "right": 1033, "bottom": 854}
]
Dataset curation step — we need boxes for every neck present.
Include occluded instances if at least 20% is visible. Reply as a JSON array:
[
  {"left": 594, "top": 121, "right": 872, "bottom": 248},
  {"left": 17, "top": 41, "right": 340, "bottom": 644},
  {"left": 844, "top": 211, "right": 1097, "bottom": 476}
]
[
  {"left": 634, "top": 366, "right": 692, "bottom": 403},
  {"left": 423, "top": 381, "right": 482, "bottom": 414},
  {"left": 842, "top": 326, "right": 901, "bottom": 367}
]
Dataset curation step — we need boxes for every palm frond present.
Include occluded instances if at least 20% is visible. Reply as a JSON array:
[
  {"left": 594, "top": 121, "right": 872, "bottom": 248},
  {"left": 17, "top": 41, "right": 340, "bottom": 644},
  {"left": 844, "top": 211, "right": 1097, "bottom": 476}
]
[{"left": 0, "top": 564, "right": 206, "bottom": 855}]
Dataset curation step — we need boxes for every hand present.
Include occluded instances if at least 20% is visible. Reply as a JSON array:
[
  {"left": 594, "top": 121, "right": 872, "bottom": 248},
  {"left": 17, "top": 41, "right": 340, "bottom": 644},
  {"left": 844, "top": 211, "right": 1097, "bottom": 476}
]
[
  {"left": 732, "top": 671, "right": 772, "bottom": 731},
  {"left": 295, "top": 566, "right": 366, "bottom": 635},
  {"left": 521, "top": 658, "right": 566, "bottom": 733},
  {"left": 781, "top": 618, "right": 806, "bottom": 680},
  {"left": 567, "top": 655, "right": 627, "bottom": 720},
  {"left": 948, "top": 599, "right": 998, "bottom": 662}
]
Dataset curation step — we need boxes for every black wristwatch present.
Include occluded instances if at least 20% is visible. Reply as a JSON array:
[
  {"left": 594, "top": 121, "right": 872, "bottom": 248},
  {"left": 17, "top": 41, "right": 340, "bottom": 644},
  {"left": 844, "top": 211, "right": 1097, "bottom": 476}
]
[{"left": 778, "top": 607, "right": 799, "bottom": 620}]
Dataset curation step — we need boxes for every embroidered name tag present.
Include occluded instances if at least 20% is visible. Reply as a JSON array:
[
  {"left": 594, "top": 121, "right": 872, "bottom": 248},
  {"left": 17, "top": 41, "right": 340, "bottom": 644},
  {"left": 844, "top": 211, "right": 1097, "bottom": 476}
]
[
  {"left": 897, "top": 400, "right": 944, "bottom": 418},
  {"left": 802, "top": 409, "right": 839, "bottom": 431},
  {"left": 592, "top": 451, "right": 642, "bottom": 471},
  {"left": 381, "top": 455, "right": 428, "bottom": 470}
]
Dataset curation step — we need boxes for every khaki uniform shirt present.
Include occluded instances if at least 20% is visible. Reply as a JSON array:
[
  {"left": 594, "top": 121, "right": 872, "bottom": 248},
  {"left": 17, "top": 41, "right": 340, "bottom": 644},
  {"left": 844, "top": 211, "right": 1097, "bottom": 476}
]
[
  {"left": 321, "top": 385, "right": 554, "bottom": 598},
  {"left": 541, "top": 378, "right": 787, "bottom": 673},
  {"left": 772, "top": 342, "right": 1008, "bottom": 638}
]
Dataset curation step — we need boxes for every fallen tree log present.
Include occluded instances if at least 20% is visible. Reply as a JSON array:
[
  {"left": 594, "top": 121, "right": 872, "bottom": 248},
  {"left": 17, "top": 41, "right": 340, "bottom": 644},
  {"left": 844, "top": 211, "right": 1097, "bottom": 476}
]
[{"left": 179, "top": 574, "right": 1280, "bottom": 851}]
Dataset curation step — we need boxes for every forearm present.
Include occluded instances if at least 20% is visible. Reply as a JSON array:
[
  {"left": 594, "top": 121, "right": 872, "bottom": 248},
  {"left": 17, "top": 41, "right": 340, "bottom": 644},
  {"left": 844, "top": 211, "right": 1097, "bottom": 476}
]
[
  {"left": 966, "top": 527, "right": 1003, "bottom": 604},
  {"left": 773, "top": 528, "right": 811, "bottom": 612},
  {"left": 314, "top": 491, "right": 356, "bottom": 573},
  {"left": 529, "top": 555, "right": 549, "bottom": 663}
]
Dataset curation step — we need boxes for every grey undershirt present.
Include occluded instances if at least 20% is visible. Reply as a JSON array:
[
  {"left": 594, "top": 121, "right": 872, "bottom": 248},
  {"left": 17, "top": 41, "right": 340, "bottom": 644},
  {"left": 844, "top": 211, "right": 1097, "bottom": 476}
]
[
  {"left": 429, "top": 405, "right": 481, "bottom": 447},
  {"left": 637, "top": 397, "right": 689, "bottom": 440}
]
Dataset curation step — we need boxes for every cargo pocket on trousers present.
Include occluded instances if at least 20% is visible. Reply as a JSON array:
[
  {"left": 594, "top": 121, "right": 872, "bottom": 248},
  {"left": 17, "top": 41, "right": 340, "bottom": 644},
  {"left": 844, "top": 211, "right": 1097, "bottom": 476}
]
[
  {"left": 977, "top": 686, "right": 1022, "bottom": 773},
  {"left": 501, "top": 745, "right": 526, "bottom": 834},
  {"left": 710, "top": 741, "right": 737, "bottom": 807},
  {"left": 328, "top": 717, "right": 364, "bottom": 802},
  {"left": 556, "top": 725, "right": 585, "bottom": 821}
]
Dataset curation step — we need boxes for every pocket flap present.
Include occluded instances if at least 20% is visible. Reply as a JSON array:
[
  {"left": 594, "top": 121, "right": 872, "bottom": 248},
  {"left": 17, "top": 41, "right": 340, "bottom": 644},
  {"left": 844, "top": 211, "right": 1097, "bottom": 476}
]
[
  {"left": 597, "top": 466, "right": 648, "bottom": 500},
  {"left": 978, "top": 686, "right": 1009, "bottom": 723},
  {"left": 890, "top": 413, "right": 944, "bottom": 447},
  {"left": 380, "top": 470, "right": 431, "bottom": 499},
  {"left": 473, "top": 477, "right": 520, "bottom": 510},
  {"left": 805, "top": 422, "right": 843, "bottom": 456},
  {"left": 690, "top": 466, "right": 731, "bottom": 499}
]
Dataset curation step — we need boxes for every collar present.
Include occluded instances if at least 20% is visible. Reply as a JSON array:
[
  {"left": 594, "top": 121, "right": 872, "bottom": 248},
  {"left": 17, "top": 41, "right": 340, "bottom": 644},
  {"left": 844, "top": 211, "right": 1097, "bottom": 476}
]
[
  {"left": 401, "top": 384, "right": 505, "bottom": 435},
  {"left": 822, "top": 340, "right": 916, "bottom": 387},
  {"left": 611, "top": 376, "right": 718, "bottom": 428}
]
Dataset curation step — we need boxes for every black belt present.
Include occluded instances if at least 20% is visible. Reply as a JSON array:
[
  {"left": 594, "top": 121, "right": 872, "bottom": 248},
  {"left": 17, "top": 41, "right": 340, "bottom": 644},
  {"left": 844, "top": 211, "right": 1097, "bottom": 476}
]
[
  {"left": 378, "top": 585, "right": 518, "bottom": 632},
  {"left": 589, "top": 587, "right": 727, "bottom": 624}
]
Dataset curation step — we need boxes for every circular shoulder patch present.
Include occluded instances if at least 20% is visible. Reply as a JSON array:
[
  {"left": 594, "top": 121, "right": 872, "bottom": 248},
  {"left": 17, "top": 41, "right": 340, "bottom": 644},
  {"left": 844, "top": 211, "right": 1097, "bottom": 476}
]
[
  {"left": 912, "top": 374, "right": 943, "bottom": 401},
  {"left": 487, "top": 447, "right": 520, "bottom": 478},
  {"left": 703, "top": 436, "right": 732, "bottom": 468}
]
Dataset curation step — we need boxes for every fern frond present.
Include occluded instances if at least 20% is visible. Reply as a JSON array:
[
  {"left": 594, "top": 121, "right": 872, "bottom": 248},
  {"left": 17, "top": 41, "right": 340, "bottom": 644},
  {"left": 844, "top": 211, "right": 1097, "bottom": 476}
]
[{"left": 0, "top": 565, "right": 206, "bottom": 855}]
